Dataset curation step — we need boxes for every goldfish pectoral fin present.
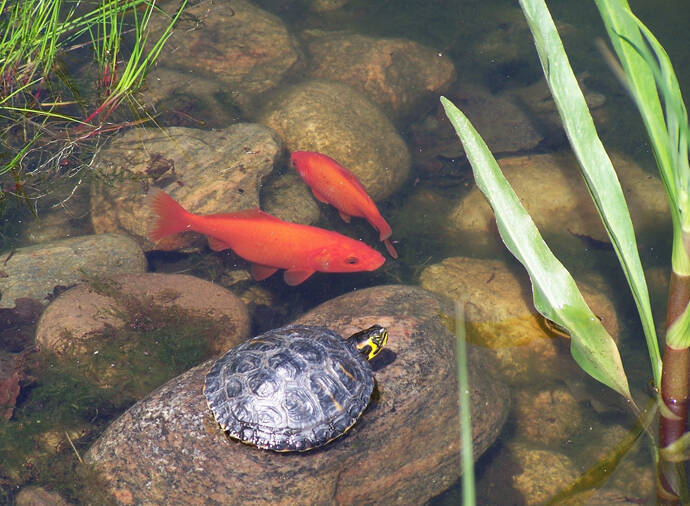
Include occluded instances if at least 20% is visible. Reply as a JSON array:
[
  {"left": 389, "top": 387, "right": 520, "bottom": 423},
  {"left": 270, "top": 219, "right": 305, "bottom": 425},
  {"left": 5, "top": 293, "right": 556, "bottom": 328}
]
[
  {"left": 310, "top": 188, "right": 330, "bottom": 205},
  {"left": 251, "top": 264, "right": 278, "bottom": 281},
  {"left": 283, "top": 269, "right": 315, "bottom": 286},
  {"left": 338, "top": 211, "right": 351, "bottom": 223},
  {"left": 207, "top": 236, "right": 232, "bottom": 252},
  {"left": 383, "top": 239, "right": 398, "bottom": 259}
]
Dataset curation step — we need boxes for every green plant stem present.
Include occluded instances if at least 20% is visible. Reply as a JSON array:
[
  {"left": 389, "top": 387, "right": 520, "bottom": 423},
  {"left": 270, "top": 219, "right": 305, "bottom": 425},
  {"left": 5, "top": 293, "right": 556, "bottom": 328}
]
[{"left": 454, "top": 300, "right": 475, "bottom": 506}]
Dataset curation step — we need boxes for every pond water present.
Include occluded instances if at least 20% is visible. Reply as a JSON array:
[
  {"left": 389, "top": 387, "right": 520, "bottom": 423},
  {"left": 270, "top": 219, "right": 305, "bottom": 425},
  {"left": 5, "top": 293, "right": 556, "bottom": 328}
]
[{"left": 1, "top": 0, "right": 689, "bottom": 503}]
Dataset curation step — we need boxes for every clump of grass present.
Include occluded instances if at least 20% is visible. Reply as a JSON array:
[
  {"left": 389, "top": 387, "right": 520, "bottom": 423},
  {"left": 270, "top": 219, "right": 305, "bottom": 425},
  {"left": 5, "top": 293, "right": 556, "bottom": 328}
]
[{"left": 0, "top": 0, "right": 187, "bottom": 224}]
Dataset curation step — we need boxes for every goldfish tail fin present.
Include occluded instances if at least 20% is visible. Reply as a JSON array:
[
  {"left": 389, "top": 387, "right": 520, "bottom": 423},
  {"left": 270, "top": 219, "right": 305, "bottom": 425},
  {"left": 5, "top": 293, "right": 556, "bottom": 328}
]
[
  {"left": 384, "top": 239, "right": 398, "bottom": 259},
  {"left": 149, "top": 190, "right": 192, "bottom": 241},
  {"left": 370, "top": 216, "right": 392, "bottom": 241}
]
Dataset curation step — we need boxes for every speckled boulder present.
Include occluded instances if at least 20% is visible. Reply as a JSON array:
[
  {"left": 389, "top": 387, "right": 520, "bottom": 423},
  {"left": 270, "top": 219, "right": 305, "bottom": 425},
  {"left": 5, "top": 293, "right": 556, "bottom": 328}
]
[
  {"left": 85, "top": 285, "right": 509, "bottom": 504},
  {"left": 90, "top": 123, "right": 282, "bottom": 251},
  {"left": 0, "top": 234, "right": 146, "bottom": 308},
  {"left": 419, "top": 256, "right": 619, "bottom": 383},
  {"left": 146, "top": 0, "right": 301, "bottom": 113},
  {"left": 258, "top": 79, "right": 410, "bottom": 202},
  {"left": 304, "top": 31, "right": 456, "bottom": 122}
]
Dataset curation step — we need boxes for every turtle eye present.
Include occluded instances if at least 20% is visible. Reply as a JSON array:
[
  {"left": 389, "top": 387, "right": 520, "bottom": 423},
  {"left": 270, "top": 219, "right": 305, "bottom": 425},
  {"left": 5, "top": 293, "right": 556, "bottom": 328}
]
[{"left": 345, "top": 256, "right": 359, "bottom": 265}]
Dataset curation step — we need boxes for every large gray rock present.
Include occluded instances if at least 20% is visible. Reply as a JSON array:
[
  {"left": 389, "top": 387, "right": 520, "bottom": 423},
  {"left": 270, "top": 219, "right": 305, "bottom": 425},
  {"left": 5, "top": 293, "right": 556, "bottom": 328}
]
[
  {"left": 85, "top": 285, "right": 509, "bottom": 504},
  {"left": 0, "top": 234, "right": 146, "bottom": 308},
  {"left": 90, "top": 123, "right": 282, "bottom": 251},
  {"left": 258, "top": 79, "right": 410, "bottom": 202}
]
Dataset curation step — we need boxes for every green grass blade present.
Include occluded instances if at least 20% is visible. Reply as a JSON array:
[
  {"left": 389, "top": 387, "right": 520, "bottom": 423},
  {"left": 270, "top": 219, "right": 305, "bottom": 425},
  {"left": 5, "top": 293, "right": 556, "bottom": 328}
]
[
  {"left": 519, "top": 0, "right": 661, "bottom": 388},
  {"left": 454, "top": 301, "right": 476, "bottom": 506},
  {"left": 441, "top": 97, "right": 632, "bottom": 401}
]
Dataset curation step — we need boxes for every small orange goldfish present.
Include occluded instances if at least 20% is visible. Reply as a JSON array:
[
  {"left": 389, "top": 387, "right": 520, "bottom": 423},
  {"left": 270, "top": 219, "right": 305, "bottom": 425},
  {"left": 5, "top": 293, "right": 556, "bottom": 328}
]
[
  {"left": 290, "top": 151, "right": 398, "bottom": 258},
  {"left": 149, "top": 190, "right": 384, "bottom": 286}
]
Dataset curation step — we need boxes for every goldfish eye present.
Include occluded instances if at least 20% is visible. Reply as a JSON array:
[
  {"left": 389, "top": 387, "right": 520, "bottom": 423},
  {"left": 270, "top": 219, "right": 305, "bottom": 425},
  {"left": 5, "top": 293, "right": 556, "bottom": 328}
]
[{"left": 345, "top": 256, "right": 359, "bottom": 264}]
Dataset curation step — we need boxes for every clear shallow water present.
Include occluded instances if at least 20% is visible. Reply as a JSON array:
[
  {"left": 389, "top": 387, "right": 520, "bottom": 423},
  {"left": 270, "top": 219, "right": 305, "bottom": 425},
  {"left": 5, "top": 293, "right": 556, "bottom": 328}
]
[{"left": 1, "top": 0, "right": 688, "bottom": 503}]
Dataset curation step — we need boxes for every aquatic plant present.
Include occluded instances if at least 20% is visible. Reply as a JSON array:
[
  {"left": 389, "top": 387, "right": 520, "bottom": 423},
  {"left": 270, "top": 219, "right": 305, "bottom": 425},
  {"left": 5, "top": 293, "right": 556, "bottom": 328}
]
[
  {"left": 442, "top": 0, "right": 688, "bottom": 501},
  {"left": 0, "top": 0, "right": 186, "bottom": 216}
]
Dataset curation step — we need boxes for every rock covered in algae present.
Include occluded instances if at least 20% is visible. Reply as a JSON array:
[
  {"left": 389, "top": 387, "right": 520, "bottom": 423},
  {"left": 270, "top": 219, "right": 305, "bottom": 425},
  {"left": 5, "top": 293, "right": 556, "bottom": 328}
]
[{"left": 85, "top": 285, "right": 509, "bottom": 504}]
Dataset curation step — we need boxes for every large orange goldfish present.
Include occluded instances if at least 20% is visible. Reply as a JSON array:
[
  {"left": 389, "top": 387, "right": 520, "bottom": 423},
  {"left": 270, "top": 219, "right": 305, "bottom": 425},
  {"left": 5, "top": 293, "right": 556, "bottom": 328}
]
[
  {"left": 290, "top": 151, "right": 398, "bottom": 258},
  {"left": 149, "top": 190, "right": 385, "bottom": 286}
]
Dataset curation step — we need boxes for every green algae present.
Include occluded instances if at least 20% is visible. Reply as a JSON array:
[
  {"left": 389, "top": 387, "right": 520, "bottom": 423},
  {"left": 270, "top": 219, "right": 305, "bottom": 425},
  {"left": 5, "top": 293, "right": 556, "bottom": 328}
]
[{"left": 0, "top": 276, "right": 230, "bottom": 503}]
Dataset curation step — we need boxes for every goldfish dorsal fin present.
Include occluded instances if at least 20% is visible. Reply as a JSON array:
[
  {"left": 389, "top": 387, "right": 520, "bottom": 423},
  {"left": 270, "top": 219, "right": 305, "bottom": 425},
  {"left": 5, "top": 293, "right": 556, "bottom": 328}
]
[{"left": 229, "top": 208, "right": 284, "bottom": 222}]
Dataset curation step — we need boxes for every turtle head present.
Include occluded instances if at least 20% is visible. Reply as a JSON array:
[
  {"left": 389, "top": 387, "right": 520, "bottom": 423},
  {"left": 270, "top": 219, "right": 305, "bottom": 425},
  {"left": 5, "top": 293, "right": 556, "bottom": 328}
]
[{"left": 350, "top": 325, "right": 388, "bottom": 360}]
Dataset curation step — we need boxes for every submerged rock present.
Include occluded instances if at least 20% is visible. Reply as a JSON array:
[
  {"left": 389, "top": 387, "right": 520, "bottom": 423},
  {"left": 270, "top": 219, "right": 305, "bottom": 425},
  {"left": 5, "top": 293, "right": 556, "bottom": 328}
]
[
  {"left": 33, "top": 273, "right": 249, "bottom": 404},
  {"left": 419, "top": 256, "right": 619, "bottom": 383},
  {"left": 90, "top": 123, "right": 282, "bottom": 251},
  {"left": 446, "top": 151, "right": 669, "bottom": 255},
  {"left": 36, "top": 273, "right": 250, "bottom": 357},
  {"left": 260, "top": 171, "right": 320, "bottom": 225},
  {"left": 258, "top": 79, "right": 410, "bottom": 202},
  {"left": 147, "top": 0, "right": 301, "bottom": 114},
  {"left": 85, "top": 285, "right": 509, "bottom": 504},
  {"left": 0, "top": 234, "right": 146, "bottom": 309},
  {"left": 303, "top": 31, "right": 456, "bottom": 122},
  {"left": 478, "top": 443, "right": 579, "bottom": 505},
  {"left": 14, "top": 485, "right": 72, "bottom": 506}
]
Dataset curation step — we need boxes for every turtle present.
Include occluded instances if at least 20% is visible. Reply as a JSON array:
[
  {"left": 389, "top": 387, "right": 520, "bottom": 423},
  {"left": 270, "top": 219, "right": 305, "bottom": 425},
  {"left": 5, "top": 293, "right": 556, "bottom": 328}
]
[{"left": 203, "top": 324, "right": 388, "bottom": 452}]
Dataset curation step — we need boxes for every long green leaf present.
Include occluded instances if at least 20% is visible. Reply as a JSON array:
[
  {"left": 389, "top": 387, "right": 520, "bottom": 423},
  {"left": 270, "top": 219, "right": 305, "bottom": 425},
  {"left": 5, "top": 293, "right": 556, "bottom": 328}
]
[
  {"left": 441, "top": 97, "right": 632, "bottom": 401},
  {"left": 596, "top": 0, "right": 690, "bottom": 350},
  {"left": 595, "top": 0, "right": 679, "bottom": 223},
  {"left": 519, "top": 0, "right": 661, "bottom": 387}
]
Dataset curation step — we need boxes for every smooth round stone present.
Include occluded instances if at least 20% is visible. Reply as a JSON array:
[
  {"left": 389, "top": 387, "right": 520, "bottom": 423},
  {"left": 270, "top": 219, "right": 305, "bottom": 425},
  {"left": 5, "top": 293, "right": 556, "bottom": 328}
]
[
  {"left": 85, "top": 285, "right": 509, "bottom": 504},
  {"left": 304, "top": 31, "right": 456, "bottom": 122},
  {"left": 258, "top": 79, "right": 410, "bottom": 202}
]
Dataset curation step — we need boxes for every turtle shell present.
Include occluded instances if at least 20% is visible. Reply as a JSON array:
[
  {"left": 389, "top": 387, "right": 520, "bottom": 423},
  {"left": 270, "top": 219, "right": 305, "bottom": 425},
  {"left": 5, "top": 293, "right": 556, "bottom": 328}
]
[{"left": 203, "top": 325, "right": 375, "bottom": 451}]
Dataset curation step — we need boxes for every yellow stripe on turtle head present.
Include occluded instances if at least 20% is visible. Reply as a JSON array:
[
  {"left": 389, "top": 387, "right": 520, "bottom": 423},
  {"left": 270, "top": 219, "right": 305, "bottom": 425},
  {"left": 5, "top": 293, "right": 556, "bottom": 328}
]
[{"left": 351, "top": 325, "right": 388, "bottom": 360}]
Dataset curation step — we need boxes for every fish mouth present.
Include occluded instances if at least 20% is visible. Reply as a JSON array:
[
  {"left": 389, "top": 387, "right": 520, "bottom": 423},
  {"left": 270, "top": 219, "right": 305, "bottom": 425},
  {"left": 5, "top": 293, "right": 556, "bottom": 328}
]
[{"left": 367, "top": 254, "right": 386, "bottom": 270}]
